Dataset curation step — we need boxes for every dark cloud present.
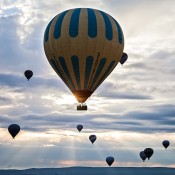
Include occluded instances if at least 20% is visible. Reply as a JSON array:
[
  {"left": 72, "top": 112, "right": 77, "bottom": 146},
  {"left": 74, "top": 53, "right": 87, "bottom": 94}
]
[
  {"left": 1, "top": 102, "right": 174, "bottom": 134},
  {"left": 0, "top": 73, "right": 66, "bottom": 91},
  {"left": 95, "top": 79, "right": 152, "bottom": 101},
  {"left": 98, "top": 91, "right": 151, "bottom": 100},
  {"left": 0, "top": 115, "right": 13, "bottom": 128},
  {"left": 127, "top": 104, "right": 175, "bottom": 121},
  {"left": 0, "top": 96, "right": 11, "bottom": 103},
  {"left": 126, "top": 62, "right": 149, "bottom": 69},
  {"left": 154, "top": 119, "right": 175, "bottom": 126}
]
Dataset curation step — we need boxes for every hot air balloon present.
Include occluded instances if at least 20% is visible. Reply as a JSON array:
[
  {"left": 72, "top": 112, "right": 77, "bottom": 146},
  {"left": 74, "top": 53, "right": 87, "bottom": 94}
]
[
  {"left": 162, "top": 140, "right": 170, "bottom": 149},
  {"left": 89, "top": 135, "right": 97, "bottom": 144},
  {"left": 43, "top": 8, "right": 125, "bottom": 110},
  {"left": 77, "top": 124, "right": 83, "bottom": 132},
  {"left": 144, "top": 148, "right": 154, "bottom": 160},
  {"left": 120, "top": 52, "right": 128, "bottom": 65},
  {"left": 8, "top": 124, "right": 20, "bottom": 139},
  {"left": 139, "top": 151, "right": 147, "bottom": 162},
  {"left": 106, "top": 156, "right": 114, "bottom": 166},
  {"left": 24, "top": 70, "right": 33, "bottom": 81}
]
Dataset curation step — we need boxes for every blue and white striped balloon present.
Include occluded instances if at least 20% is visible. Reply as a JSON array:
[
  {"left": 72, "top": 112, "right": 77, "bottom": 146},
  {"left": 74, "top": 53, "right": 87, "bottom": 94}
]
[{"left": 44, "top": 8, "right": 124, "bottom": 103}]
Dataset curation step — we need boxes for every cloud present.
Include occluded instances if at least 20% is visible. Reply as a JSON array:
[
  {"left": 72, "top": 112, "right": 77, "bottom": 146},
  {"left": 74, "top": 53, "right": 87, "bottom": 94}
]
[
  {"left": 98, "top": 91, "right": 151, "bottom": 100},
  {"left": 43, "top": 144, "right": 55, "bottom": 147},
  {"left": 1, "top": 102, "right": 174, "bottom": 134},
  {"left": 0, "top": 72, "right": 69, "bottom": 96},
  {"left": 0, "top": 114, "right": 12, "bottom": 125},
  {"left": 0, "top": 96, "right": 11, "bottom": 103}
]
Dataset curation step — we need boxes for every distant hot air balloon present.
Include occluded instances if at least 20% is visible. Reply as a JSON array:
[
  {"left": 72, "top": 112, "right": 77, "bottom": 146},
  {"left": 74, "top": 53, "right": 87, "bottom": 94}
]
[
  {"left": 77, "top": 124, "right": 83, "bottom": 132},
  {"left": 120, "top": 52, "right": 128, "bottom": 65},
  {"left": 106, "top": 156, "right": 114, "bottom": 166},
  {"left": 162, "top": 140, "right": 170, "bottom": 149},
  {"left": 24, "top": 70, "right": 33, "bottom": 81},
  {"left": 43, "top": 8, "right": 125, "bottom": 110},
  {"left": 89, "top": 135, "right": 97, "bottom": 144},
  {"left": 139, "top": 151, "right": 147, "bottom": 162},
  {"left": 144, "top": 148, "right": 154, "bottom": 160},
  {"left": 8, "top": 124, "right": 20, "bottom": 139}
]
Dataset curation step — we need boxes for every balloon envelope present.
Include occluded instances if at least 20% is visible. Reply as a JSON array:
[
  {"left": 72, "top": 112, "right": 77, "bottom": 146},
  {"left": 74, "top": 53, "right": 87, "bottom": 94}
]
[
  {"left": 77, "top": 124, "right": 83, "bottom": 132},
  {"left": 89, "top": 135, "right": 97, "bottom": 144},
  {"left": 24, "top": 70, "right": 33, "bottom": 81},
  {"left": 139, "top": 151, "right": 147, "bottom": 162},
  {"left": 120, "top": 52, "right": 128, "bottom": 65},
  {"left": 8, "top": 124, "right": 20, "bottom": 139},
  {"left": 106, "top": 156, "right": 114, "bottom": 166},
  {"left": 162, "top": 140, "right": 170, "bottom": 149},
  {"left": 44, "top": 8, "right": 124, "bottom": 103},
  {"left": 144, "top": 148, "right": 154, "bottom": 160}
]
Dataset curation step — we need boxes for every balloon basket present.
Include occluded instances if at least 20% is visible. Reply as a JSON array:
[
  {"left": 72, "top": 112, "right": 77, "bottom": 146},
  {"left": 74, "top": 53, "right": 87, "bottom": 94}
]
[{"left": 77, "top": 104, "right": 87, "bottom": 110}]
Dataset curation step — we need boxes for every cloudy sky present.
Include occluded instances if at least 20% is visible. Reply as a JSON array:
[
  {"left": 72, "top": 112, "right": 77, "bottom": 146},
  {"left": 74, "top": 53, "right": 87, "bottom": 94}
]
[{"left": 0, "top": 0, "right": 175, "bottom": 169}]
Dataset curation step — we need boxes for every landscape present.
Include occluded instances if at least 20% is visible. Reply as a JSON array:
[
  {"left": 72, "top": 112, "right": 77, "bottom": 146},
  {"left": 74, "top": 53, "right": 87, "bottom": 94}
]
[{"left": 0, "top": 167, "right": 175, "bottom": 175}]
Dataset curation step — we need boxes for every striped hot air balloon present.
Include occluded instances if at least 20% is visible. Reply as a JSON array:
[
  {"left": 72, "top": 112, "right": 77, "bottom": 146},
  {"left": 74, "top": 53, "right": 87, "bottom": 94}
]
[{"left": 44, "top": 8, "right": 125, "bottom": 109}]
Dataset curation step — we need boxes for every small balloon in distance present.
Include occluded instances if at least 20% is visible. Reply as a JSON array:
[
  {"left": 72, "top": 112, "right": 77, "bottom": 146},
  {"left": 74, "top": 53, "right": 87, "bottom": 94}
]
[
  {"left": 8, "top": 124, "right": 20, "bottom": 139},
  {"left": 139, "top": 151, "right": 147, "bottom": 162},
  {"left": 89, "top": 135, "right": 97, "bottom": 144},
  {"left": 120, "top": 52, "right": 128, "bottom": 65},
  {"left": 24, "top": 70, "right": 33, "bottom": 81},
  {"left": 77, "top": 124, "right": 83, "bottom": 132},
  {"left": 162, "top": 140, "right": 170, "bottom": 149},
  {"left": 106, "top": 156, "right": 114, "bottom": 166},
  {"left": 144, "top": 148, "right": 154, "bottom": 160}
]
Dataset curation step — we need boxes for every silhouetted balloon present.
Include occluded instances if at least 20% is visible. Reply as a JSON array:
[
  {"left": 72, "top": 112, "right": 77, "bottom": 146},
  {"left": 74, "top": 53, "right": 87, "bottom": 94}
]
[
  {"left": 44, "top": 8, "right": 125, "bottom": 105},
  {"left": 8, "top": 124, "right": 20, "bottom": 139},
  {"left": 120, "top": 52, "right": 128, "bottom": 65},
  {"left": 89, "top": 135, "right": 97, "bottom": 144},
  {"left": 140, "top": 151, "right": 147, "bottom": 162},
  {"left": 106, "top": 156, "right": 114, "bottom": 166},
  {"left": 24, "top": 70, "right": 33, "bottom": 81},
  {"left": 144, "top": 148, "right": 154, "bottom": 160},
  {"left": 77, "top": 124, "right": 83, "bottom": 132},
  {"left": 162, "top": 140, "right": 170, "bottom": 149}
]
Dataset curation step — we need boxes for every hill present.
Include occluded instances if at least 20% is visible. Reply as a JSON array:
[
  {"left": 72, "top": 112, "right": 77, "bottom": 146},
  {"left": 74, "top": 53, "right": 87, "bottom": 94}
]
[{"left": 0, "top": 167, "right": 175, "bottom": 175}]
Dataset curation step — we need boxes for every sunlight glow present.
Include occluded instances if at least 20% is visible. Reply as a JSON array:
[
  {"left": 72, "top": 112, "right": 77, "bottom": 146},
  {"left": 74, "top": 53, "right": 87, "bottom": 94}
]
[
  {"left": 42, "top": 93, "right": 77, "bottom": 105},
  {"left": 43, "top": 144, "right": 55, "bottom": 147}
]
